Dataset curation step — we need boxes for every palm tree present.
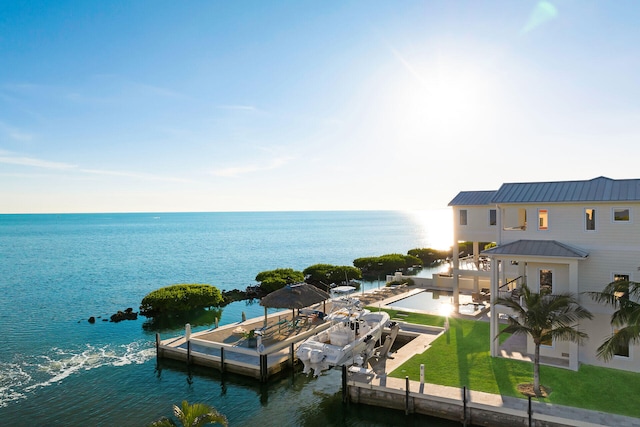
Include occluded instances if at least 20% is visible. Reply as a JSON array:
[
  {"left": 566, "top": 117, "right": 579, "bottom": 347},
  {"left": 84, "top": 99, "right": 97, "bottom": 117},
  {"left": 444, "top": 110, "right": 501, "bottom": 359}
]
[
  {"left": 588, "top": 280, "right": 640, "bottom": 361},
  {"left": 496, "top": 283, "right": 593, "bottom": 396},
  {"left": 149, "top": 401, "right": 228, "bottom": 427}
]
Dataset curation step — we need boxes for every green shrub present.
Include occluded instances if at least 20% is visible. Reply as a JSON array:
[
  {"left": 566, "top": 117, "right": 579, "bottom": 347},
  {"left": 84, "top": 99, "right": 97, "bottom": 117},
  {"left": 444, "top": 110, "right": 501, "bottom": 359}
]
[
  {"left": 303, "top": 264, "right": 362, "bottom": 286},
  {"left": 140, "top": 284, "right": 223, "bottom": 317},
  {"left": 354, "top": 253, "right": 422, "bottom": 276},
  {"left": 255, "top": 268, "right": 304, "bottom": 293}
]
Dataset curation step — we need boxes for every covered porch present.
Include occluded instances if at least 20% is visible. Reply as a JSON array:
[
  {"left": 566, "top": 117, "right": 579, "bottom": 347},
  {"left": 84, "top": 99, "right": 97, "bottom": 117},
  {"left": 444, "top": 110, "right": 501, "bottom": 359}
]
[{"left": 483, "top": 239, "right": 589, "bottom": 371}]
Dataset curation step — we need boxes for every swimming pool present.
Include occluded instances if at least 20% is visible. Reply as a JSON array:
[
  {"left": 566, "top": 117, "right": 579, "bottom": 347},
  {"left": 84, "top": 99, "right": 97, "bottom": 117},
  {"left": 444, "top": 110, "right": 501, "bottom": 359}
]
[{"left": 386, "top": 290, "right": 482, "bottom": 316}]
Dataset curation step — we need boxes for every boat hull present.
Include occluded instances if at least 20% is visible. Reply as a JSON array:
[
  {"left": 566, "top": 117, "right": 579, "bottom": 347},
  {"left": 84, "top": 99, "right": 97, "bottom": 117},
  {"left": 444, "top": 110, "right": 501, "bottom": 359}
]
[{"left": 296, "top": 311, "right": 390, "bottom": 376}]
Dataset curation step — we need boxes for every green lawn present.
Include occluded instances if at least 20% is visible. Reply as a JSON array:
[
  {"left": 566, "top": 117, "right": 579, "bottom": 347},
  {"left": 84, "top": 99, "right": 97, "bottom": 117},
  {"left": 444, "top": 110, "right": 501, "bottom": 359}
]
[{"left": 372, "top": 309, "right": 640, "bottom": 418}]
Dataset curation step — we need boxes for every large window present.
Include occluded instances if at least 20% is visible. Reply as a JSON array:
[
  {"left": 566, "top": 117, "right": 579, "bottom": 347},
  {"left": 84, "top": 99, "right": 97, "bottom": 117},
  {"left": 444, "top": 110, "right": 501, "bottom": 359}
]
[
  {"left": 613, "top": 208, "right": 630, "bottom": 223},
  {"left": 503, "top": 207, "right": 527, "bottom": 230},
  {"left": 459, "top": 210, "right": 468, "bottom": 226},
  {"left": 613, "top": 273, "right": 630, "bottom": 299},
  {"left": 614, "top": 328, "right": 630, "bottom": 358},
  {"left": 489, "top": 209, "right": 497, "bottom": 226},
  {"left": 538, "top": 209, "right": 548, "bottom": 230},
  {"left": 540, "top": 269, "right": 553, "bottom": 293},
  {"left": 585, "top": 208, "right": 596, "bottom": 231}
]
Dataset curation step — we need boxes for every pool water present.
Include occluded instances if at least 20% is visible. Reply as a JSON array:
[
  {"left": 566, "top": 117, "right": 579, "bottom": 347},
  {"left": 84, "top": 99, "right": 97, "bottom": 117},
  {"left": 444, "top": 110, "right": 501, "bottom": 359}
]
[{"left": 386, "top": 290, "right": 479, "bottom": 315}]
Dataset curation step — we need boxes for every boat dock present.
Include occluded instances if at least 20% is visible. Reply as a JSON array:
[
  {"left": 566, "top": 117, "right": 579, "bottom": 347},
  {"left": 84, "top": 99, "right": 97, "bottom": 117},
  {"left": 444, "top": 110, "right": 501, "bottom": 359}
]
[
  {"left": 157, "top": 308, "right": 333, "bottom": 381},
  {"left": 156, "top": 285, "right": 421, "bottom": 381}
]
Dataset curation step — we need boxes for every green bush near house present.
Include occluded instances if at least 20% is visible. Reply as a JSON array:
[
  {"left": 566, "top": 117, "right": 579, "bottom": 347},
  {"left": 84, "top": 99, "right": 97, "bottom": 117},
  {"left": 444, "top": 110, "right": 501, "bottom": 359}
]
[{"left": 140, "top": 284, "right": 223, "bottom": 317}]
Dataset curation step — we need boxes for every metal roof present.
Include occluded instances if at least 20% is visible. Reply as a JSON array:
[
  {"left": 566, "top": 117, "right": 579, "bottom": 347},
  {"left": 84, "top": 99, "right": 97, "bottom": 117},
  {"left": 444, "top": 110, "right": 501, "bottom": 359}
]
[
  {"left": 448, "top": 190, "right": 497, "bottom": 206},
  {"left": 449, "top": 177, "right": 640, "bottom": 206},
  {"left": 482, "top": 240, "right": 589, "bottom": 259},
  {"left": 492, "top": 176, "right": 640, "bottom": 204}
]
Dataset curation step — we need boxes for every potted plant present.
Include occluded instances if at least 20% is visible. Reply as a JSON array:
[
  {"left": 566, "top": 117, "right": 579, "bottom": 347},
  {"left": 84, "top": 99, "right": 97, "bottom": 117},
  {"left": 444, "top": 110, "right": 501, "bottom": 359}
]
[{"left": 244, "top": 329, "right": 257, "bottom": 348}]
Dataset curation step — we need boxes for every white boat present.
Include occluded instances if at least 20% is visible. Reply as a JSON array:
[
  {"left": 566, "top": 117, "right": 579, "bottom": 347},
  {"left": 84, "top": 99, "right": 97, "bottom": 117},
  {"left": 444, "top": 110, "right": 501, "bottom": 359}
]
[{"left": 296, "top": 286, "right": 390, "bottom": 376}]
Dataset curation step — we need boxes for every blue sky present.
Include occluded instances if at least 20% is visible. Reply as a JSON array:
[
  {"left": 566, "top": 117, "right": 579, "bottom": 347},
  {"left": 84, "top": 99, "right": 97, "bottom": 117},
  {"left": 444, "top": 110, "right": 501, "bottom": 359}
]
[{"left": 1, "top": 1, "right": 639, "bottom": 213}]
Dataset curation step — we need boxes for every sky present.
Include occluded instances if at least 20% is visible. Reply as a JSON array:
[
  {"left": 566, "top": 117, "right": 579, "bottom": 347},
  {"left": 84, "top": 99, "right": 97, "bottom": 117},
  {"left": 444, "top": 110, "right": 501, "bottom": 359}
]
[{"left": 1, "top": 1, "right": 640, "bottom": 214}]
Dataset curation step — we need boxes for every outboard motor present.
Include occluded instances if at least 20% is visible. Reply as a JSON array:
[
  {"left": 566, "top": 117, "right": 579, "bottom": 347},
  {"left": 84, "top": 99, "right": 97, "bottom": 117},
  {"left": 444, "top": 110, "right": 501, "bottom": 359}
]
[
  {"left": 297, "top": 347, "right": 311, "bottom": 362},
  {"left": 310, "top": 348, "right": 325, "bottom": 364}
]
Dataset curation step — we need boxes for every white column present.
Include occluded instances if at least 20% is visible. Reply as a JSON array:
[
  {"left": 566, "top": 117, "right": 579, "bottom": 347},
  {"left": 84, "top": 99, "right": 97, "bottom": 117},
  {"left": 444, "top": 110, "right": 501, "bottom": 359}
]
[
  {"left": 490, "top": 258, "right": 499, "bottom": 357},
  {"left": 473, "top": 241, "right": 480, "bottom": 292},
  {"left": 569, "top": 260, "right": 580, "bottom": 370},
  {"left": 453, "top": 241, "right": 460, "bottom": 313}
]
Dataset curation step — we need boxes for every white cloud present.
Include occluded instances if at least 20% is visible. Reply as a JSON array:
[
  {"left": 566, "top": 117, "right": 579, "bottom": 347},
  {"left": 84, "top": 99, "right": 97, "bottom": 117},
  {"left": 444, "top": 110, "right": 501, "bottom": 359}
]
[
  {"left": 0, "top": 121, "right": 34, "bottom": 141},
  {"left": 80, "top": 168, "right": 194, "bottom": 183},
  {"left": 211, "top": 156, "right": 293, "bottom": 177},
  {"left": 0, "top": 150, "right": 192, "bottom": 183},
  {"left": 0, "top": 153, "right": 75, "bottom": 170},
  {"left": 216, "top": 105, "right": 258, "bottom": 111}
]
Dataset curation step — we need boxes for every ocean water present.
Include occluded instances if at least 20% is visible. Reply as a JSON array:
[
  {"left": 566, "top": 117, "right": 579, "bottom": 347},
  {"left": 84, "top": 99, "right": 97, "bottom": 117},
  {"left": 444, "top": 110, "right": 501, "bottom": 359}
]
[{"left": 0, "top": 210, "right": 457, "bottom": 426}]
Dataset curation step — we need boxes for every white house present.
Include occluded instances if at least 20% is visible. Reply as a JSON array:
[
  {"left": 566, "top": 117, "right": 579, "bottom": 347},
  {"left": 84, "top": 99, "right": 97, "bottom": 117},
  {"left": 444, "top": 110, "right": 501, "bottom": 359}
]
[{"left": 448, "top": 176, "right": 640, "bottom": 372}]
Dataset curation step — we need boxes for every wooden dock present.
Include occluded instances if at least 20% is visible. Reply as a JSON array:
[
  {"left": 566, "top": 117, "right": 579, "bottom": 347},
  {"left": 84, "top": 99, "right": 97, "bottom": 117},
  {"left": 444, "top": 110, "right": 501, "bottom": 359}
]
[
  {"left": 156, "top": 285, "right": 419, "bottom": 381},
  {"left": 157, "top": 308, "right": 333, "bottom": 381}
]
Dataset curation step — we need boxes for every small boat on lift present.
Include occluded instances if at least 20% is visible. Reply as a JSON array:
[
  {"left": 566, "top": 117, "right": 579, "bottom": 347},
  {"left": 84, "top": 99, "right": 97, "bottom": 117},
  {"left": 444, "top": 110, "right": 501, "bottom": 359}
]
[{"left": 296, "top": 286, "right": 390, "bottom": 376}]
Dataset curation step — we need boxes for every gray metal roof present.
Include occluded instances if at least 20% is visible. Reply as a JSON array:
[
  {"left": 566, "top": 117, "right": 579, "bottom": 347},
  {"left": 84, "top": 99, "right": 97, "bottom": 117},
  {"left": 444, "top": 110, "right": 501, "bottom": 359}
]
[
  {"left": 492, "top": 176, "right": 640, "bottom": 204},
  {"left": 448, "top": 190, "right": 497, "bottom": 206},
  {"left": 482, "top": 240, "right": 589, "bottom": 259}
]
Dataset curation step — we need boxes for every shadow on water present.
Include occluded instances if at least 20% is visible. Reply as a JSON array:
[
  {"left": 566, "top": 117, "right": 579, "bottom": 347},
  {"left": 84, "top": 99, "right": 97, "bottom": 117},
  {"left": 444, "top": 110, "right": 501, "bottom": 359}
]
[
  {"left": 154, "top": 358, "right": 464, "bottom": 427},
  {"left": 142, "top": 307, "right": 224, "bottom": 332}
]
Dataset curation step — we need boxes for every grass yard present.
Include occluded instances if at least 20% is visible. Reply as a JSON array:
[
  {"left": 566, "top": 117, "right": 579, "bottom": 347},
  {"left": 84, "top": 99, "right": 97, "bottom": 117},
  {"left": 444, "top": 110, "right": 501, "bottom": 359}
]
[{"left": 374, "top": 309, "right": 640, "bottom": 418}]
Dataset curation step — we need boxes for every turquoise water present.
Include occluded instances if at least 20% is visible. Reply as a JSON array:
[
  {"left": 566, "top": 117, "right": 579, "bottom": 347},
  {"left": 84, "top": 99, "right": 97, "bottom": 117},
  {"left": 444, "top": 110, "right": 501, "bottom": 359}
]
[{"left": 0, "top": 210, "right": 459, "bottom": 426}]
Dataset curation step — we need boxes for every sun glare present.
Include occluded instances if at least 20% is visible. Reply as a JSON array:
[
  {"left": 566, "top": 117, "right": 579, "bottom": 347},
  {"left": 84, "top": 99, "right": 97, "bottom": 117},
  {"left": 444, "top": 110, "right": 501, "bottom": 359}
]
[
  {"left": 406, "top": 209, "right": 453, "bottom": 250},
  {"left": 384, "top": 54, "right": 500, "bottom": 158},
  {"left": 439, "top": 302, "right": 453, "bottom": 317}
]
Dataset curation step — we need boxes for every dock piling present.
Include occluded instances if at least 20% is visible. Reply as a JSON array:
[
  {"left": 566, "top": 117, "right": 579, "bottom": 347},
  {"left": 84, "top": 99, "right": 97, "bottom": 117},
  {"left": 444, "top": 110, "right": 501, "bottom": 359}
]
[
  {"left": 342, "top": 365, "right": 348, "bottom": 403},
  {"left": 405, "top": 376, "right": 410, "bottom": 415},
  {"left": 155, "top": 333, "right": 160, "bottom": 359},
  {"left": 462, "top": 386, "right": 468, "bottom": 426}
]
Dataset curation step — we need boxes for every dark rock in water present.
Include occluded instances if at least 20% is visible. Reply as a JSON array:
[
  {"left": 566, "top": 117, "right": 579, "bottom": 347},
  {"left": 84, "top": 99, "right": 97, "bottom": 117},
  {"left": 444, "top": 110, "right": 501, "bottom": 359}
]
[
  {"left": 110, "top": 309, "right": 138, "bottom": 322},
  {"left": 88, "top": 316, "right": 96, "bottom": 324}
]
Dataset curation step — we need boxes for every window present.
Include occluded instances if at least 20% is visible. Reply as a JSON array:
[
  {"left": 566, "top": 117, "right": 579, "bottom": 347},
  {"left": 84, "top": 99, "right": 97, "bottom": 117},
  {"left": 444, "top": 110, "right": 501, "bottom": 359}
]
[
  {"left": 460, "top": 209, "right": 467, "bottom": 226},
  {"left": 538, "top": 209, "right": 548, "bottom": 230},
  {"left": 540, "top": 269, "right": 552, "bottom": 294},
  {"left": 614, "top": 273, "right": 630, "bottom": 282},
  {"left": 614, "top": 329, "right": 630, "bottom": 358},
  {"left": 613, "top": 208, "right": 630, "bottom": 222},
  {"left": 613, "top": 273, "right": 630, "bottom": 299},
  {"left": 585, "top": 208, "right": 596, "bottom": 231},
  {"left": 489, "top": 209, "right": 497, "bottom": 226}
]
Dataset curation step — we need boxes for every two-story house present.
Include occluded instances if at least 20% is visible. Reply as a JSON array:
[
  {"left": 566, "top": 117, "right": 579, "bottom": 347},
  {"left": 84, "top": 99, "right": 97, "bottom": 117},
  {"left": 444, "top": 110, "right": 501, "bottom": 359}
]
[{"left": 448, "top": 176, "right": 640, "bottom": 372}]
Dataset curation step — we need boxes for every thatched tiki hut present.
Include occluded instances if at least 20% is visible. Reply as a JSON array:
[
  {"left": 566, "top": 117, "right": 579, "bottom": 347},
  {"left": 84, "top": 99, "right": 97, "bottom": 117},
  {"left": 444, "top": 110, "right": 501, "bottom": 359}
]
[{"left": 259, "top": 283, "right": 330, "bottom": 326}]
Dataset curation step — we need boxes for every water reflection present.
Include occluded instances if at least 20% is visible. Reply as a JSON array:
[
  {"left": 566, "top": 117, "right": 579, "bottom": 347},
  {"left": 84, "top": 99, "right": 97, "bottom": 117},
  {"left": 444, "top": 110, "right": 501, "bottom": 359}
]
[{"left": 142, "top": 307, "right": 224, "bottom": 332}]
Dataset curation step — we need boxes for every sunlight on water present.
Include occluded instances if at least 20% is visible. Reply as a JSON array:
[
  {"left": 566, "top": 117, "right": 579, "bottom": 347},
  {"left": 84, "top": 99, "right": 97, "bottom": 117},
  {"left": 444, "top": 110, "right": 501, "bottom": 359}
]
[{"left": 405, "top": 208, "right": 453, "bottom": 250}]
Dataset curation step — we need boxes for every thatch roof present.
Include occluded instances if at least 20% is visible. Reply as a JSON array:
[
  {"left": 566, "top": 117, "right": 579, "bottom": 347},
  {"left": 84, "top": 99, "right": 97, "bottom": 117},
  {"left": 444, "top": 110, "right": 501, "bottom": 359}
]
[{"left": 259, "top": 283, "right": 330, "bottom": 309}]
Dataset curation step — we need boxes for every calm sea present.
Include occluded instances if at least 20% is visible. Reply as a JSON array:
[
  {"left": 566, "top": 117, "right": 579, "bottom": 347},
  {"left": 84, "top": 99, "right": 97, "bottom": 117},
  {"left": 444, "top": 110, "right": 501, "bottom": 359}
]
[{"left": 0, "top": 210, "right": 458, "bottom": 426}]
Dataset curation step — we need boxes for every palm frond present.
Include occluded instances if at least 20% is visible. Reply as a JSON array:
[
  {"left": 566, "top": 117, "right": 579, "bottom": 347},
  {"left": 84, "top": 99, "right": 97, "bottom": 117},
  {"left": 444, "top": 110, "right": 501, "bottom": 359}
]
[
  {"left": 148, "top": 417, "right": 177, "bottom": 427},
  {"left": 597, "top": 325, "right": 640, "bottom": 362}
]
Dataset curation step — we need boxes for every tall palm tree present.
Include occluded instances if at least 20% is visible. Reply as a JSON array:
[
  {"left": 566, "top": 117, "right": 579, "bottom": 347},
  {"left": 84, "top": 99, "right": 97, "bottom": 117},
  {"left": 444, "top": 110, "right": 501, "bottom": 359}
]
[
  {"left": 149, "top": 401, "right": 228, "bottom": 427},
  {"left": 496, "top": 283, "right": 593, "bottom": 396},
  {"left": 588, "top": 280, "right": 640, "bottom": 361}
]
